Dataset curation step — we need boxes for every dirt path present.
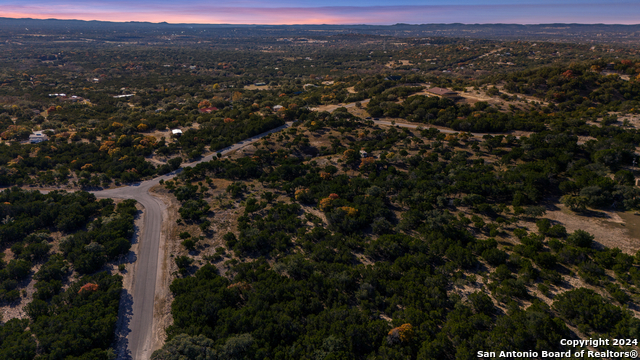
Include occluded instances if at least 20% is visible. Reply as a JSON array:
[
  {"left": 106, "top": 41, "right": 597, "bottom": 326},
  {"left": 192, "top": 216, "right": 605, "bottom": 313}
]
[
  {"left": 311, "top": 99, "right": 370, "bottom": 113},
  {"left": 372, "top": 119, "right": 534, "bottom": 140}
]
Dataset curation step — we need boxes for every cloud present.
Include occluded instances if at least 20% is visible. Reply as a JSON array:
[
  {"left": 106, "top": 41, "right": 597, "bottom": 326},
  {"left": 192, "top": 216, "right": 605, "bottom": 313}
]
[{"left": 1, "top": 3, "right": 639, "bottom": 25}]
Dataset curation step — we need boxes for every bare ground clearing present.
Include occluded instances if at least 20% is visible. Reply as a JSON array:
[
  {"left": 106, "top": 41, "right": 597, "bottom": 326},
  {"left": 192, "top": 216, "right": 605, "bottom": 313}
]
[{"left": 545, "top": 204, "right": 640, "bottom": 254}]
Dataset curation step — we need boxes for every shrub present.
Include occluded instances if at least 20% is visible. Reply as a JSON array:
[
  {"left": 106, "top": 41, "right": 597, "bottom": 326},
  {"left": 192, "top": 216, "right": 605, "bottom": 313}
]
[
  {"left": 481, "top": 248, "right": 508, "bottom": 266},
  {"left": 567, "top": 230, "right": 594, "bottom": 248}
]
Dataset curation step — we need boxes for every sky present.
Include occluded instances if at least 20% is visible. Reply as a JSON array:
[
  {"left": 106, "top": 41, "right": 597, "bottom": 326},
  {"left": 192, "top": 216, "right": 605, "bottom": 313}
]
[{"left": 0, "top": 0, "right": 639, "bottom": 25}]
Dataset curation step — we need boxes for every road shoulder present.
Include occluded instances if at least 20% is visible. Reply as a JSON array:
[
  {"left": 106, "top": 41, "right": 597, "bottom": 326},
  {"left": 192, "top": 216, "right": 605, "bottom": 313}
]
[{"left": 148, "top": 184, "right": 181, "bottom": 355}]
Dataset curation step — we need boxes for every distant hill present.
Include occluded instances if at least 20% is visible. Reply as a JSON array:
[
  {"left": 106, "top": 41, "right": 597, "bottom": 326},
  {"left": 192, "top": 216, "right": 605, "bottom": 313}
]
[{"left": 1, "top": 17, "right": 640, "bottom": 44}]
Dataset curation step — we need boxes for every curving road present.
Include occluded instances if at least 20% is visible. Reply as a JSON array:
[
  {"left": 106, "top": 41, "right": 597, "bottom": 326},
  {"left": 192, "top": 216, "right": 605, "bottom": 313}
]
[
  {"left": 95, "top": 116, "right": 490, "bottom": 359},
  {"left": 93, "top": 122, "right": 291, "bottom": 360}
]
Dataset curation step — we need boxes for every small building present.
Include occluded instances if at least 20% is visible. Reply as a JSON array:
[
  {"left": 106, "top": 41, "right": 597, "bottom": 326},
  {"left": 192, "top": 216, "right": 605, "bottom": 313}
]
[
  {"left": 254, "top": 82, "right": 267, "bottom": 86},
  {"left": 29, "top": 131, "right": 48, "bottom": 144},
  {"left": 426, "top": 87, "right": 459, "bottom": 98},
  {"left": 171, "top": 129, "right": 183, "bottom": 137},
  {"left": 273, "top": 105, "right": 284, "bottom": 111},
  {"left": 360, "top": 150, "right": 368, "bottom": 158}
]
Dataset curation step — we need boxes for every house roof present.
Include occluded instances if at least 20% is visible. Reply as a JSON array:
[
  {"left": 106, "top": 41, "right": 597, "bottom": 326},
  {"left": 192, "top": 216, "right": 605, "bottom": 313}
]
[
  {"left": 171, "top": 129, "right": 183, "bottom": 135},
  {"left": 29, "top": 132, "right": 48, "bottom": 141}
]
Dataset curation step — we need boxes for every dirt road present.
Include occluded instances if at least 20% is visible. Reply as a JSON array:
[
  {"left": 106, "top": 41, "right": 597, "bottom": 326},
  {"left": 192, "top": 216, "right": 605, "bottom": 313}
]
[
  {"left": 93, "top": 122, "right": 291, "bottom": 360},
  {"left": 310, "top": 99, "right": 370, "bottom": 113},
  {"left": 316, "top": 98, "right": 523, "bottom": 139},
  {"left": 373, "top": 119, "right": 465, "bottom": 135}
]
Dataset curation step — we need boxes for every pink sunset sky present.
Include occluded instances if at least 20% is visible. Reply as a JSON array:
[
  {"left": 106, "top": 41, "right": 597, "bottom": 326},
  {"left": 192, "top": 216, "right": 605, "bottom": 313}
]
[{"left": 1, "top": 1, "right": 639, "bottom": 25}]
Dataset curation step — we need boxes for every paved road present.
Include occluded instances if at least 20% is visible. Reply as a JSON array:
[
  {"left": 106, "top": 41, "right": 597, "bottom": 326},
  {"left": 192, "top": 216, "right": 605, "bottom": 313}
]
[{"left": 92, "top": 122, "right": 291, "bottom": 360}]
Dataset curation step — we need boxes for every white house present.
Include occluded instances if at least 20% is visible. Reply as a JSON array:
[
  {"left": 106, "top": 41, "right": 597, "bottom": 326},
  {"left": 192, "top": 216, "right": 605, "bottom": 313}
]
[{"left": 29, "top": 131, "right": 49, "bottom": 144}]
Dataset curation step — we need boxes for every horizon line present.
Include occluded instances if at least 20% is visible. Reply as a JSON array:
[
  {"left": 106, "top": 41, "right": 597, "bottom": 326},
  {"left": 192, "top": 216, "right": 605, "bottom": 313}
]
[{"left": 2, "top": 16, "right": 640, "bottom": 27}]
